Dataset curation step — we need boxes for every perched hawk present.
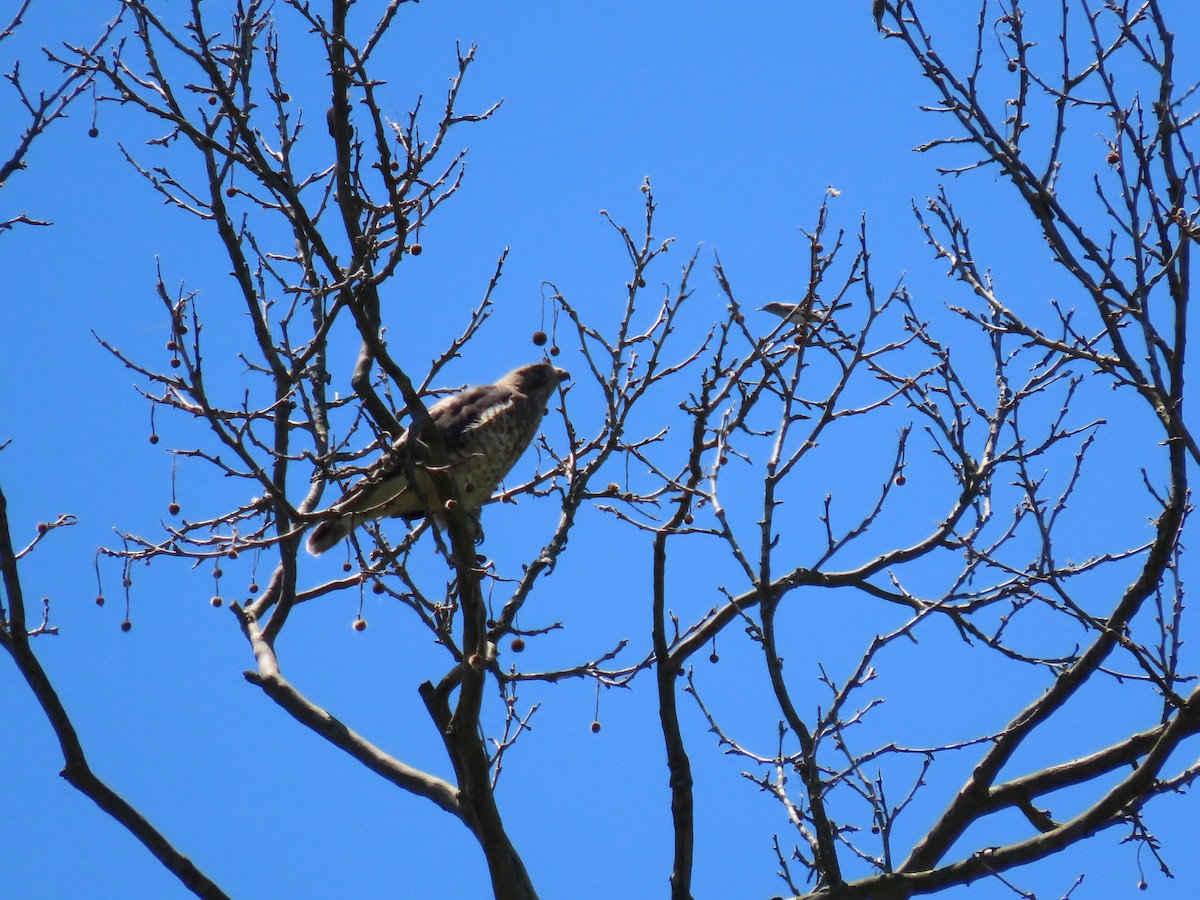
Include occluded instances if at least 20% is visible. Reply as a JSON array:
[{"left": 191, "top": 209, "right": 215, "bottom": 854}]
[{"left": 306, "top": 362, "right": 569, "bottom": 556}]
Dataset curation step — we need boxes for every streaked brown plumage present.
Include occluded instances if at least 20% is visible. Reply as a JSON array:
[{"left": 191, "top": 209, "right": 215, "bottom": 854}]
[{"left": 307, "top": 362, "right": 569, "bottom": 555}]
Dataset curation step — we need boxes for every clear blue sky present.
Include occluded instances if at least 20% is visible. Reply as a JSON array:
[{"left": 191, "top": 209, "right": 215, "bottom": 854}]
[{"left": 3, "top": 2, "right": 1198, "bottom": 898}]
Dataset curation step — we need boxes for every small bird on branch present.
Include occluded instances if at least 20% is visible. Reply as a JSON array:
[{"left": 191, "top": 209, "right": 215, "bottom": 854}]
[
  {"left": 306, "top": 362, "right": 569, "bottom": 556},
  {"left": 760, "top": 299, "right": 850, "bottom": 329}
]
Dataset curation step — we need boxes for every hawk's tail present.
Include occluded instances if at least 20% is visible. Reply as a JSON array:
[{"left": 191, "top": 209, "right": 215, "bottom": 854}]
[{"left": 306, "top": 517, "right": 353, "bottom": 556}]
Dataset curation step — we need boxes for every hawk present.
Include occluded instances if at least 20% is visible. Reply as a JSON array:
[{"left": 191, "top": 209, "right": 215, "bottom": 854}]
[{"left": 306, "top": 362, "right": 569, "bottom": 556}]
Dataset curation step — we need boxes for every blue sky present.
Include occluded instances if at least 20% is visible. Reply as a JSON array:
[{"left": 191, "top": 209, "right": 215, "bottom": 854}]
[{"left": 3, "top": 1, "right": 1199, "bottom": 898}]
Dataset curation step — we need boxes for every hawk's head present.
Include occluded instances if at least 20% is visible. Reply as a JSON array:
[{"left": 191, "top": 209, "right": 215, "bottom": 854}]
[{"left": 501, "top": 362, "right": 570, "bottom": 399}]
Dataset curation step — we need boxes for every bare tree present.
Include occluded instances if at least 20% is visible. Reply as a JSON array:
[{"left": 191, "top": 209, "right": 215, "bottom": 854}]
[
  {"left": 4, "top": 1, "right": 1198, "bottom": 898},
  {"left": 0, "top": 5, "right": 229, "bottom": 899},
  {"left": 0, "top": 1, "right": 111, "bottom": 231}
]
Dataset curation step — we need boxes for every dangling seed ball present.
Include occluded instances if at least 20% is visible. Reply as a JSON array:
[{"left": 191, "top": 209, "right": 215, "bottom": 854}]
[
  {"left": 511, "top": 637, "right": 526, "bottom": 653},
  {"left": 353, "top": 619, "right": 367, "bottom": 631},
  {"left": 532, "top": 331, "right": 548, "bottom": 347},
  {"left": 590, "top": 721, "right": 602, "bottom": 734}
]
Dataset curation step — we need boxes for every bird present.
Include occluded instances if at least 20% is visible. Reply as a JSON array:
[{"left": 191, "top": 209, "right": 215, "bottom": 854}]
[
  {"left": 306, "top": 362, "right": 569, "bottom": 556},
  {"left": 760, "top": 299, "right": 850, "bottom": 328}
]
